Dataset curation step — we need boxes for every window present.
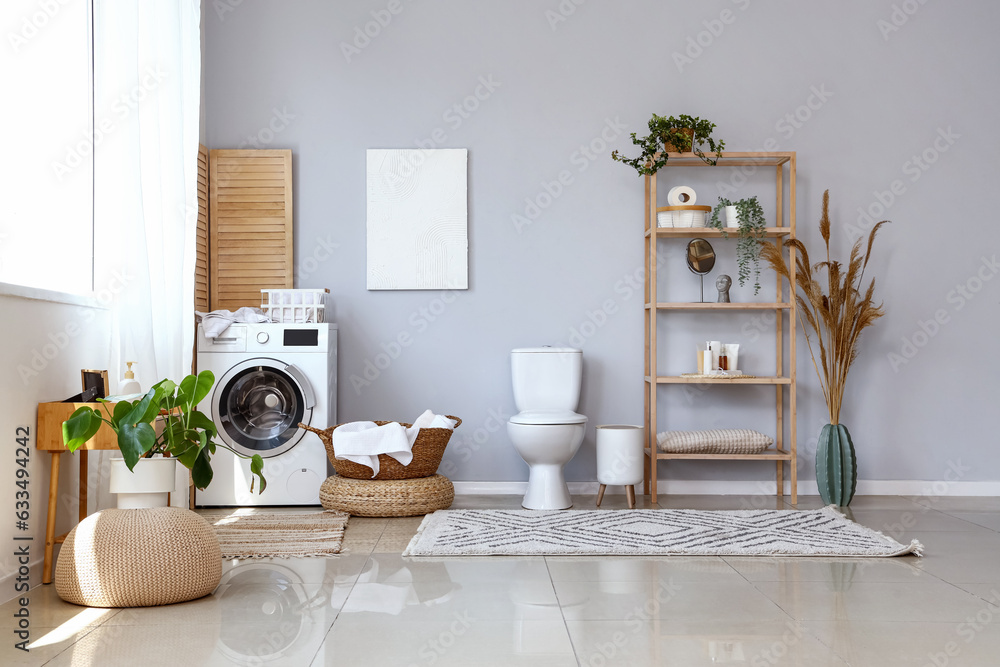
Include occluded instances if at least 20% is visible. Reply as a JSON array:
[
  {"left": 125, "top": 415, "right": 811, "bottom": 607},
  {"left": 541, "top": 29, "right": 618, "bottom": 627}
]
[{"left": 2, "top": 0, "right": 94, "bottom": 294}]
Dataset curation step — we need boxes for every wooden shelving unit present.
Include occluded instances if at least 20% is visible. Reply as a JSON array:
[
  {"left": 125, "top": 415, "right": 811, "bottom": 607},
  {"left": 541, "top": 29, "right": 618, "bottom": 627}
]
[
  {"left": 646, "top": 227, "right": 792, "bottom": 238},
  {"left": 647, "top": 376, "right": 791, "bottom": 385},
  {"left": 648, "top": 302, "right": 792, "bottom": 310},
  {"left": 643, "top": 151, "right": 798, "bottom": 503}
]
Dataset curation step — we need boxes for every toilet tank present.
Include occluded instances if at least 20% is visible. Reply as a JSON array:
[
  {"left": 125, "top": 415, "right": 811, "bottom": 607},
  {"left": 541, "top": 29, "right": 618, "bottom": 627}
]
[{"left": 511, "top": 347, "right": 583, "bottom": 413}]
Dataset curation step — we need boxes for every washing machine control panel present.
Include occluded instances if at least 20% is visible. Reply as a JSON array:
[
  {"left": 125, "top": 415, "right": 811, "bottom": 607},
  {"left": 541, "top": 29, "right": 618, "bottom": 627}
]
[{"left": 241, "top": 324, "right": 333, "bottom": 352}]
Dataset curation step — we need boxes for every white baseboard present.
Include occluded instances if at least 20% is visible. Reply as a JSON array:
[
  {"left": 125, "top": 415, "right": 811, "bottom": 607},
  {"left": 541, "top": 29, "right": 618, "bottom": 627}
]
[
  {"left": 0, "top": 559, "right": 43, "bottom": 606},
  {"left": 452, "top": 480, "right": 1000, "bottom": 497}
]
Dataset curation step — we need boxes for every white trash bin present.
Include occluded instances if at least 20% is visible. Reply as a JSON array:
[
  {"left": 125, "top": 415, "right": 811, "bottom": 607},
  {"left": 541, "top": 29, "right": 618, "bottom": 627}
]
[{"left": 595, "top": 424, "right": 644, "bottom": 509}]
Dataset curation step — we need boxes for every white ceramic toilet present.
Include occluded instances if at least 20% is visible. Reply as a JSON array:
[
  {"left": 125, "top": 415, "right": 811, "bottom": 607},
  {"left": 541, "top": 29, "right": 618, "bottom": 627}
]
[{"left": 507, "top": 347, "right": 587, "bottom": 510}]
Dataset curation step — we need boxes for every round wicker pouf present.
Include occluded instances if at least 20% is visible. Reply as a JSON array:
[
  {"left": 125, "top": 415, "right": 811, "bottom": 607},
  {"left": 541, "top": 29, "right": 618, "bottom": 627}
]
[
  {"left": 55, "top": 507, "right": 222, "bottom": 608},
  {"left": 320, "top": 474, "right": 454, "bottom": 517}
]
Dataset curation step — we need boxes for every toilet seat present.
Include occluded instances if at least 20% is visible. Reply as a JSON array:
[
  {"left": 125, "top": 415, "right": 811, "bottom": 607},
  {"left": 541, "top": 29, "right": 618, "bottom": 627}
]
[{"left": 509, "top": 410, "right": 587, "bottom": 426}]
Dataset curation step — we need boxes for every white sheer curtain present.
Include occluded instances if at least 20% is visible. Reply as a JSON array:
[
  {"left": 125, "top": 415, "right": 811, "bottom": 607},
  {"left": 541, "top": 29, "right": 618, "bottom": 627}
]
[
  {"left": 94, "top": 0, "right": 201, "bottom": 387},
  {"left": 93, "top": 0, "right": 201, "bottom": 508}
]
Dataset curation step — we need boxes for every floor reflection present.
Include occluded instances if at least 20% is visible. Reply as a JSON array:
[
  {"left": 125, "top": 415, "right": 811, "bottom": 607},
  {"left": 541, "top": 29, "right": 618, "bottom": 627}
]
[{"left": 215, "top": 558, "right": 332, "bottom": 665}]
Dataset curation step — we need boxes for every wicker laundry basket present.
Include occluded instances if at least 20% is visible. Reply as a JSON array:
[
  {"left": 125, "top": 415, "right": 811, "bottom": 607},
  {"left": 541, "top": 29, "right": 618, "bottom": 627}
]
[
  {"left": 299, "top": 416, "right": 461, "bottom": 480},
  {"left": 320, "top": 474, "right": 454, "bottom": 517}
]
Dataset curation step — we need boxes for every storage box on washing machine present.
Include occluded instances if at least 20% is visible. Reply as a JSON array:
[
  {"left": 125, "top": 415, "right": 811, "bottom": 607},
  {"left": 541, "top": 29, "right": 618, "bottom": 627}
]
[{"left": 260, "top": 288, "right": 329, "bottom": 323}]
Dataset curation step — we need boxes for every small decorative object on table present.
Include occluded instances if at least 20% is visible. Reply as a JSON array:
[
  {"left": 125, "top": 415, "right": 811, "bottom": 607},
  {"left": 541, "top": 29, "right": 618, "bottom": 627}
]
[
  {"left": 81, "top": 369, "right": 110, "bottom": 400},
  {"left": 761, "top": 190, "right": 889, "bottom": 507}
]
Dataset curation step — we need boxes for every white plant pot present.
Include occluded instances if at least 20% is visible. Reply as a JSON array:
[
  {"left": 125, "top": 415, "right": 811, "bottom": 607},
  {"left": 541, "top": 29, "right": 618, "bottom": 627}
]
[
  {"left": 725, "top": 205, "right": 740, "bottom": 228},
  {"left": 109, "top": 457, "right": 177, "bottom": 509}
]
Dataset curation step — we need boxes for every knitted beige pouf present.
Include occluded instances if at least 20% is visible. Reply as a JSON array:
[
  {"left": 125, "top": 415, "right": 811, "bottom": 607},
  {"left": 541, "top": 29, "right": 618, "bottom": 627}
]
[
  {"left": 55, "top": 507, "right": 222, "bottom": 608},
  {"left": 320, "top": 474, "right": 454, "bottom": 517}
]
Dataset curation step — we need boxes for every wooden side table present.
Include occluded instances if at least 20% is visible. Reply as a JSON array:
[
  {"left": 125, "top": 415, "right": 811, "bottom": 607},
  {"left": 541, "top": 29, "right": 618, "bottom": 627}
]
[{"left": 36, "top": 401, "right": 120, "bottom": 585}]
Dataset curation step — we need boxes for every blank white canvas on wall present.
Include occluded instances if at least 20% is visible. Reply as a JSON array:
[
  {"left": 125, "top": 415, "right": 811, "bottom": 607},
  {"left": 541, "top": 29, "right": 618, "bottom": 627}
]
[{"left": 366, "top": 148, "right": 469, "bottom": 290}]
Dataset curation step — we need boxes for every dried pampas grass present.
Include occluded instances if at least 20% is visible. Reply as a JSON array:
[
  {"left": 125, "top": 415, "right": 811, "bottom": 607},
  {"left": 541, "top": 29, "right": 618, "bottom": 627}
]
[{"left": 760, "top": 190, "right": 888, "bottom": 425}]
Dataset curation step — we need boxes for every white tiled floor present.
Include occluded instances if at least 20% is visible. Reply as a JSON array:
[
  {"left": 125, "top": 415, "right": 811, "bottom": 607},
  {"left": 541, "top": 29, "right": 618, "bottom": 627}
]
[{"left": 4, "top": 494, "right": 1000, "bottom": 666}]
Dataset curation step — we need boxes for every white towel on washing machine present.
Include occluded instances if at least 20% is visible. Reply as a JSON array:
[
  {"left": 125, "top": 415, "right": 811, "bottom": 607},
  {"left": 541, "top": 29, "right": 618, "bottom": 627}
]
[{"left": 196, "top": 307, "right": 271, "bottom": 338}]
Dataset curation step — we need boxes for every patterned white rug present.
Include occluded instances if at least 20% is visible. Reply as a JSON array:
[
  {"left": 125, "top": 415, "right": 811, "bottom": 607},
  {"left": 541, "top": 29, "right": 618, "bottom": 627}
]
[{"left": 403, "top": 507, "right": 923, "bottom": 558}]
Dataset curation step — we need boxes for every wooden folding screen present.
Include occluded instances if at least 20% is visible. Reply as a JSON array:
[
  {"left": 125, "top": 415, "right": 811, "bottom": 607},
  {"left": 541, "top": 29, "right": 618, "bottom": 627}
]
[
  {"left": 208, "top": 149, "right": 293, "bottom": 311},
  {"left": 195, "top": 144, "right": 210, "bottom": 313}
]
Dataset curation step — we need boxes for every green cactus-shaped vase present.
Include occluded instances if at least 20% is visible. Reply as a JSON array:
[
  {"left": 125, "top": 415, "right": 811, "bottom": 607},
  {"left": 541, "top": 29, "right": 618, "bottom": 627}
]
[{"left": 815, "top": 424, "right": 857, "bottom": 506}]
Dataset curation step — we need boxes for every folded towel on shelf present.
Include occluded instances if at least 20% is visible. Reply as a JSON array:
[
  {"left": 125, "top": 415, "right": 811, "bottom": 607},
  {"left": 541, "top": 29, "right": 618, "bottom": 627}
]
[
  {"left": 196, "top": 307, "right": 271, "bottom": 338},
  {"left": 332, "top": 410, "right": 457, "bottom": 478}
]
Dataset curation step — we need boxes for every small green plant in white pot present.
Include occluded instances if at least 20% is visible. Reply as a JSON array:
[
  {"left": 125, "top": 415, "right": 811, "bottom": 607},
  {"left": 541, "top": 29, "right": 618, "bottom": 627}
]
[
  {"left": 62, "top": 370, "right": 266, "bottom": 508},
  {"left": 709, "top": 196, "right": 768, "bottom": 294}
]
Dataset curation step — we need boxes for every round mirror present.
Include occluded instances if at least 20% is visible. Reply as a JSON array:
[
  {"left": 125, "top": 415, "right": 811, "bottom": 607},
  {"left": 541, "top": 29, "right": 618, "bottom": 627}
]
[{"left": 686, "top": 238, "right": 716, "bottom": 275}]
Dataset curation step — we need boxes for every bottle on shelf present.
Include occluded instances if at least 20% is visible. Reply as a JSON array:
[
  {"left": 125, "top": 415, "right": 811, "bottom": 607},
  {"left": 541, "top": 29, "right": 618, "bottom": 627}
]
[
  {"left": 117, "top": 361, "right": 141, "bottom": 395},
  {"left": 709, "top": 341, "right": 723, "bottom": 370}
]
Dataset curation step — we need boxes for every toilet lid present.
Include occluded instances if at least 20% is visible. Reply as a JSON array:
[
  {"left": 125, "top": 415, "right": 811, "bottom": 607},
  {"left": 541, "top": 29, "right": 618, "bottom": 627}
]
[{"left": 509, "top": 410, "right": 587, "bottom": 425}]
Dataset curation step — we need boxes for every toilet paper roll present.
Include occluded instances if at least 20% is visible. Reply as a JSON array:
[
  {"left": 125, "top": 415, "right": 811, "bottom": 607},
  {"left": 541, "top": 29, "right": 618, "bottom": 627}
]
[{"left": 666, "top": 185, "right": 697, "bottom": 206}]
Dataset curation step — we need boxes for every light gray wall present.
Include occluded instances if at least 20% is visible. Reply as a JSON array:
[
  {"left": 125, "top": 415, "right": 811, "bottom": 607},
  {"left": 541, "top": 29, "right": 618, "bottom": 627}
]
[{"left": 204, "top": 0, "right": 1000, "bottom": 485}]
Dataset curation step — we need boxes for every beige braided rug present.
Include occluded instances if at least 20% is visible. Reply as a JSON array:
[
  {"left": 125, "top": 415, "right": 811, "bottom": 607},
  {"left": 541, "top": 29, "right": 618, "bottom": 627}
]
[{"left": 198, "top": 508, "right": 350, "bottom": 558}]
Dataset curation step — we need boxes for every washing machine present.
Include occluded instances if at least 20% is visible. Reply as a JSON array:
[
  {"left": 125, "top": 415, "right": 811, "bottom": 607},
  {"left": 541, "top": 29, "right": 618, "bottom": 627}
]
[{"left": 196, "top": 322, "right": 336, "bottom": 506}]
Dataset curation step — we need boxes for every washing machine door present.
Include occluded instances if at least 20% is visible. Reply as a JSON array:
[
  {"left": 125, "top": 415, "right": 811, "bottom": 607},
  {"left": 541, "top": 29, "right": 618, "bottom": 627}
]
[{"left": 212, "top": 358, "right": 315, "bottom": 458}]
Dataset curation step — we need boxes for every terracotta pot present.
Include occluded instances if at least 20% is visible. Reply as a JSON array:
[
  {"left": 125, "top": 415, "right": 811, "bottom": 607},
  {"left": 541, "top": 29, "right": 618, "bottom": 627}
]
[{"left": 663, "top": 128, "right": 695, "bottom": 153}]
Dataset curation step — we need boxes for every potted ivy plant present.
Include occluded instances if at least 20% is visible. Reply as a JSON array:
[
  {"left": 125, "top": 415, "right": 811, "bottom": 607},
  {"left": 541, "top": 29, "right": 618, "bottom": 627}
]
[
  {"left": 709, "top": 196, "right": 767, "bottom": 295},
  {"left": 62, "top": 370, "right": 266, "bottom": 508},
  {"left": 611, "top": 114, "right": 725, "bottom": 176}
]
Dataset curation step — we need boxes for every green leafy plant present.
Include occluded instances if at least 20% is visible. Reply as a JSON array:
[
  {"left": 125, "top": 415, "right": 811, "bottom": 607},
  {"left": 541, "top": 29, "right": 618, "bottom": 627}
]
[
  {"left": 611, "top": 114, "right": 725, "bottom": 176},
  {"left": 709, "top": 196, "right": 767, "bottom": 294},
  {"left": 61, "top": 370, "right": 266, "bottom": 492}
]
